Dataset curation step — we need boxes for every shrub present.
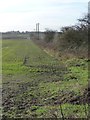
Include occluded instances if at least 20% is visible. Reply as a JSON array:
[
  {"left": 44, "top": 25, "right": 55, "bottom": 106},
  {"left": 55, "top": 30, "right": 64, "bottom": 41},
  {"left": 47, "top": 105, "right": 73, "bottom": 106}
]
[
  {"left": 57, "top": 14, "right": 88, "bottom": 50},
  {"left": 44, "top": 29, "right": 56, "bottom": 43}
]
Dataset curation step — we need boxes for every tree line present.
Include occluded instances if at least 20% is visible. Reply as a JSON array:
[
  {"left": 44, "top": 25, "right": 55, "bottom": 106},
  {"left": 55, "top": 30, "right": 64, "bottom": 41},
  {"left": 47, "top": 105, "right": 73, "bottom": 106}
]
[{"left": 42, "top": 14, "right": 89, "bottom": 58}]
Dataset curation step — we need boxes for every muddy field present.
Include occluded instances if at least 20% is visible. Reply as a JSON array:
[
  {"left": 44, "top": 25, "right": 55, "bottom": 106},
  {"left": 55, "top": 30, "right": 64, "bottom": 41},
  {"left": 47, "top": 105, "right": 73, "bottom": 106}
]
[{"left": 2, "top": 39, "right": 88, "bottom": 118}]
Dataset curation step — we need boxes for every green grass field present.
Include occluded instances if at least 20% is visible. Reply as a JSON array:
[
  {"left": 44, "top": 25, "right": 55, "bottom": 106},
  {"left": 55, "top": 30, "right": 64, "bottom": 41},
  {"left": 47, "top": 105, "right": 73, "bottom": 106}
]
[{"left": 2, "top": 39, "right": 88, "bottom": 118}]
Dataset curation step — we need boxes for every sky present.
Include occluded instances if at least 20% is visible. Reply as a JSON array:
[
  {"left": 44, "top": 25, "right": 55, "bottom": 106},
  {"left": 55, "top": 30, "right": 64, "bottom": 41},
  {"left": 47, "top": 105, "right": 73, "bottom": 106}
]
[{"left": 0, "top": 0, "right": 89, "bottom": 32}]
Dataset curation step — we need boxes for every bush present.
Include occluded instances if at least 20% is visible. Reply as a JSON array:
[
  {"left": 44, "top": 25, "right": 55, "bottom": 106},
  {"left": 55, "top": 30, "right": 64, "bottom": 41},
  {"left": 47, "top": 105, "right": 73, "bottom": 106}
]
[
  {"left": 58, "top": 14, "right": 88, "bottom": 50},
  {"left": 44, "top": 29, "right": 56, "bottom": 43}
]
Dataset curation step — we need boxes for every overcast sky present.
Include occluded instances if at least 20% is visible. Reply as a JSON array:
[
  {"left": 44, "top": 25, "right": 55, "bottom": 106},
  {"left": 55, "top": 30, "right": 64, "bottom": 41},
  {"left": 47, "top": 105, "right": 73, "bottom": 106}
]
[{"left": 0, "top": 0, "right": 89, "bottom": 32}]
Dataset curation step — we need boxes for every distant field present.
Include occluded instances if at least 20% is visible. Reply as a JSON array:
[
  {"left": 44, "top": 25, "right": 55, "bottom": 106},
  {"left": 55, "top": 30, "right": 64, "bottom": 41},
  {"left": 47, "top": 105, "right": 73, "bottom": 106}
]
[{"left": 2, "top": 39, "right": 88, "bottom": 118}]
